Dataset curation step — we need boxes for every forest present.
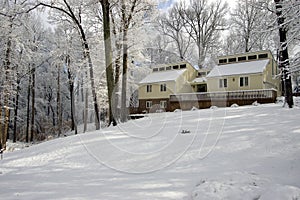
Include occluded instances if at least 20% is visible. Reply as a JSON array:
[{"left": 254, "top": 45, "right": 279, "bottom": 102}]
[{"left": 0, "top": 0, "right": 299, "bottom": 148}]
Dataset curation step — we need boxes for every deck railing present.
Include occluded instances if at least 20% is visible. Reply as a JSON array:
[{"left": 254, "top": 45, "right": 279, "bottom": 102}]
[{"left": 170, "top": 89, "right": 277, "bottom": 102}]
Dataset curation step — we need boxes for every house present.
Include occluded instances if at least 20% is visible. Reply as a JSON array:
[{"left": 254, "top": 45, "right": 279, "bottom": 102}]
[
  {"left": 135, "top": 50, "right": 280, "bottom": 113},
  {"left": 206, "top": 50, "right": 281, "bottom": 93},
  {"left": 138, "top": 62, "right": 197, "bottom": 113}
]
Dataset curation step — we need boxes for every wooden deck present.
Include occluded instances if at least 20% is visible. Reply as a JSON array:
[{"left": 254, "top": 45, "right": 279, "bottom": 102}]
[
  {"left": 131, "top": 89, "right": 278, "bottom": 114},
  {"left": 169, "top": 89, "right": 278, "bottom": 111}
]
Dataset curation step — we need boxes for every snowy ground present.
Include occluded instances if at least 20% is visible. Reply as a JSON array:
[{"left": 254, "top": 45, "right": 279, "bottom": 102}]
[{"left": 1, "top": 101, "right": 300, "bottom": 200}]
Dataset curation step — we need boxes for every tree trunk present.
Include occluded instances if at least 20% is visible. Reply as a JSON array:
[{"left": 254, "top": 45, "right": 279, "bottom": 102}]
[
  {"left": 80, "top": 74, "right": 84, "bottom": 125},
  {"left": 86, "top": 54, "right": 100, "bottom": 130},
  {"left": 71, "top": 88, "right": 77, "bottom": 134},
  {"left": 111, "top": 10, "right": 122, "bottom": 121},
  {"left": 4, "top": 79, "right": 10, "bottom": 145},
  {"left": 0, "top": 106, "right": 2, "bottom": 149},
  {"left": 3, "top": 25, "right": 12, "bottom": 149},
  {"left": 84, "top": 86, "right": 88, "bottom": 133},
  {"left": 13, "top": 78, "right": 20, "bottom": 143},
  {"left": 274, "top": 0, "right": 294, "bottom": 108},
  {"left": 121, "top": 29, "right": 128, "bottom": 123},
  {"left": 30, "top": 65, "right": 35, "bottom": 142},
  {"left": 101, "top": 0, "right": 117, "bottom": 126},
  {"left": 26, "top": 69, "right": 31, "bottom": 143},
  {"left": 4, "top": 108, "right": 10, "bottom": 146},
  {"left": 67, "top": 56, "right": 77, "bottom": 134},
  {"left": 57, "top": 65, "right": 62, "bottom": 137}
]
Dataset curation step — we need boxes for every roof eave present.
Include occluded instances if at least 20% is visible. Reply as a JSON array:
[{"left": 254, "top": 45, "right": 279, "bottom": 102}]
[{"left": 207, "top": 72, "right": 264, "bottom": 78}]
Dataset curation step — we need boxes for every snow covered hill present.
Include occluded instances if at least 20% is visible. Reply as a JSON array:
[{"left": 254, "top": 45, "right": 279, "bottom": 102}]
[{"left": 1, "top": 103, "right": 300, "bottom": 200}]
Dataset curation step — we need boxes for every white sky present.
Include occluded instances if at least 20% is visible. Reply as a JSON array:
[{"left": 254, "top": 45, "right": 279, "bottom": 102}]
[{"left": 161, "top": 0, "right": 237, "bottom": 8}]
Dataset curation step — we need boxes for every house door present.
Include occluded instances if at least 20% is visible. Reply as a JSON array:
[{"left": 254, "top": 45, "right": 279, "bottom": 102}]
[{"left": 197, "top": 84, "right": 207, "bottom": 92}]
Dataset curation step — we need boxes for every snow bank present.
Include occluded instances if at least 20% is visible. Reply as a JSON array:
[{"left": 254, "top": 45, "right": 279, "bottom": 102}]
[
  {"left": 191, "top": 172, "right": 300, "bottom": 200},
  {"left": 5, "top": 141, "right": 29, "bottom": 152}
]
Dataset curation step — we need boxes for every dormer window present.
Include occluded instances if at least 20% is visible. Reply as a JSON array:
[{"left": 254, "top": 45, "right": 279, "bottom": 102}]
[
  {"left": 228, "top": 57, "right": 237, "bottom": 63},
  {"left": 180, "top": 64, "right": 186, "bottom": 69},
  {"left": 248, "top": 55, "right": 257, "bottom": 60},
  {"left": 259, "top": 53, "right": 268, "bottom": 59},
  {"left": 238, "top": 56, "right": 246, "bottom": 61},
  {"left": 219, "top": 59, "right": 227, "bottom": 64}
]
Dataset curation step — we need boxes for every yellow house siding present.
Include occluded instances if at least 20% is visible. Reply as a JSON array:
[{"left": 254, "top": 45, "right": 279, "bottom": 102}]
[
  {"left": 176, "top": 69, "right": 196, "bottom": 93},
  {"left": 139, "top": 81, "right": 176, "bottom": 99},
  {"left": 207, "top": 73, "right": 264, "bottom": 92},
  {"left": 250, "top": 74, "right": 264, "bottom": 89},
  {"left": 263, "top": 60, "right": 281, "bottom": 91}
]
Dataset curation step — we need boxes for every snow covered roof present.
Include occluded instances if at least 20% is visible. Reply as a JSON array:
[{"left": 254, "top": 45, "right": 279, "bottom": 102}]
[
  {"left": 139, "top": 69, "right": 186, "bottom": 84},
  {"left": 207, "top": 59, "right": 270, "bottom": 78}
]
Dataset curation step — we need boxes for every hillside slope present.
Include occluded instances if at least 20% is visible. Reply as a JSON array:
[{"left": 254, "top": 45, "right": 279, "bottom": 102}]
[{"left": 1, "top": 103, "right": 300, "bottom": 200}]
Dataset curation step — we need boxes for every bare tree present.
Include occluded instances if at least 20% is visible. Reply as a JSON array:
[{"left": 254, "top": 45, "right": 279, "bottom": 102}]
[
  {"left": 120, "top": 0, "right": 144, "bottom": 123},
  {"left": 108, "top": 0, "right": 153, "bottom": 122},
  {"left": 29, "top": 0, "right": 101, "bottom": 130},
  {"left": 99, "top": 0, "right": 117, "bottom": 126},
  {"left": 230, "top": 0, "right": 275, "bottom": 53},
  {"left": 157, "top": 2, "right": 191, "bottom": 60},
  {"left": 179, "top": 0, "right": 228, "bottom": 67}
]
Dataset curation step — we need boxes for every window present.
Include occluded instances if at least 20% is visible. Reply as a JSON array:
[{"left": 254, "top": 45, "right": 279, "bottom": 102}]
[
  {"left": 259, "top": 53, "right": 268, "bottom": 59},
  {"left": 160, "top": 83, "right": 167, "bottom": 92},
  {"left": 146, "top": 101, "right": 152, "bottom": 108},
  {"left": 153, "top": 68, "right": 158, "bottom": 72},
  {"left": 248, "top": 55, "right": 257, "bottom": 60},
  {"left": 219, "top": 79, "right": 227, "bottom": 88},
  {"left": 228, "top": 57, "right": 237, "bottom": 62},
  {"left": 160, "top": 101, "right": 167, "bottom": 108},
  {"left": 146, "top": 85, "right": 152, "bottom": 93},
  {"left": 240, "top": 77, "right": 249, "bottom": 87},
  {"left": 159, "top": 67, "right": 165, "bottom": 71},
  {"left": 219, "top": 59, "right": 227, "bottom": 64},
  {"left": 238, "top": 56, "right": 247, "bottom": 61},
  {"left": 166, "top": 66, "right": 171, "bottom": 70},
  {"left": 173, "top": 65, "right": 179, "bottom": 69},
  {"left": 180, "top": 64, "right": 186, "bottom": 69}
]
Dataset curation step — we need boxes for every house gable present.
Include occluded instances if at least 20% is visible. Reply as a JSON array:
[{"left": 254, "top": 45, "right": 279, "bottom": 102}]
[{"left": 138, "top": 62, "right": 197, "bottom": 100}]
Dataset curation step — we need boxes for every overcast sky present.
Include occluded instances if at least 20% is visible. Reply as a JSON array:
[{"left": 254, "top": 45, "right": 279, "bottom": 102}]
[{"left": 158, "top": 0, "right": 237, "bottom": 9}]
